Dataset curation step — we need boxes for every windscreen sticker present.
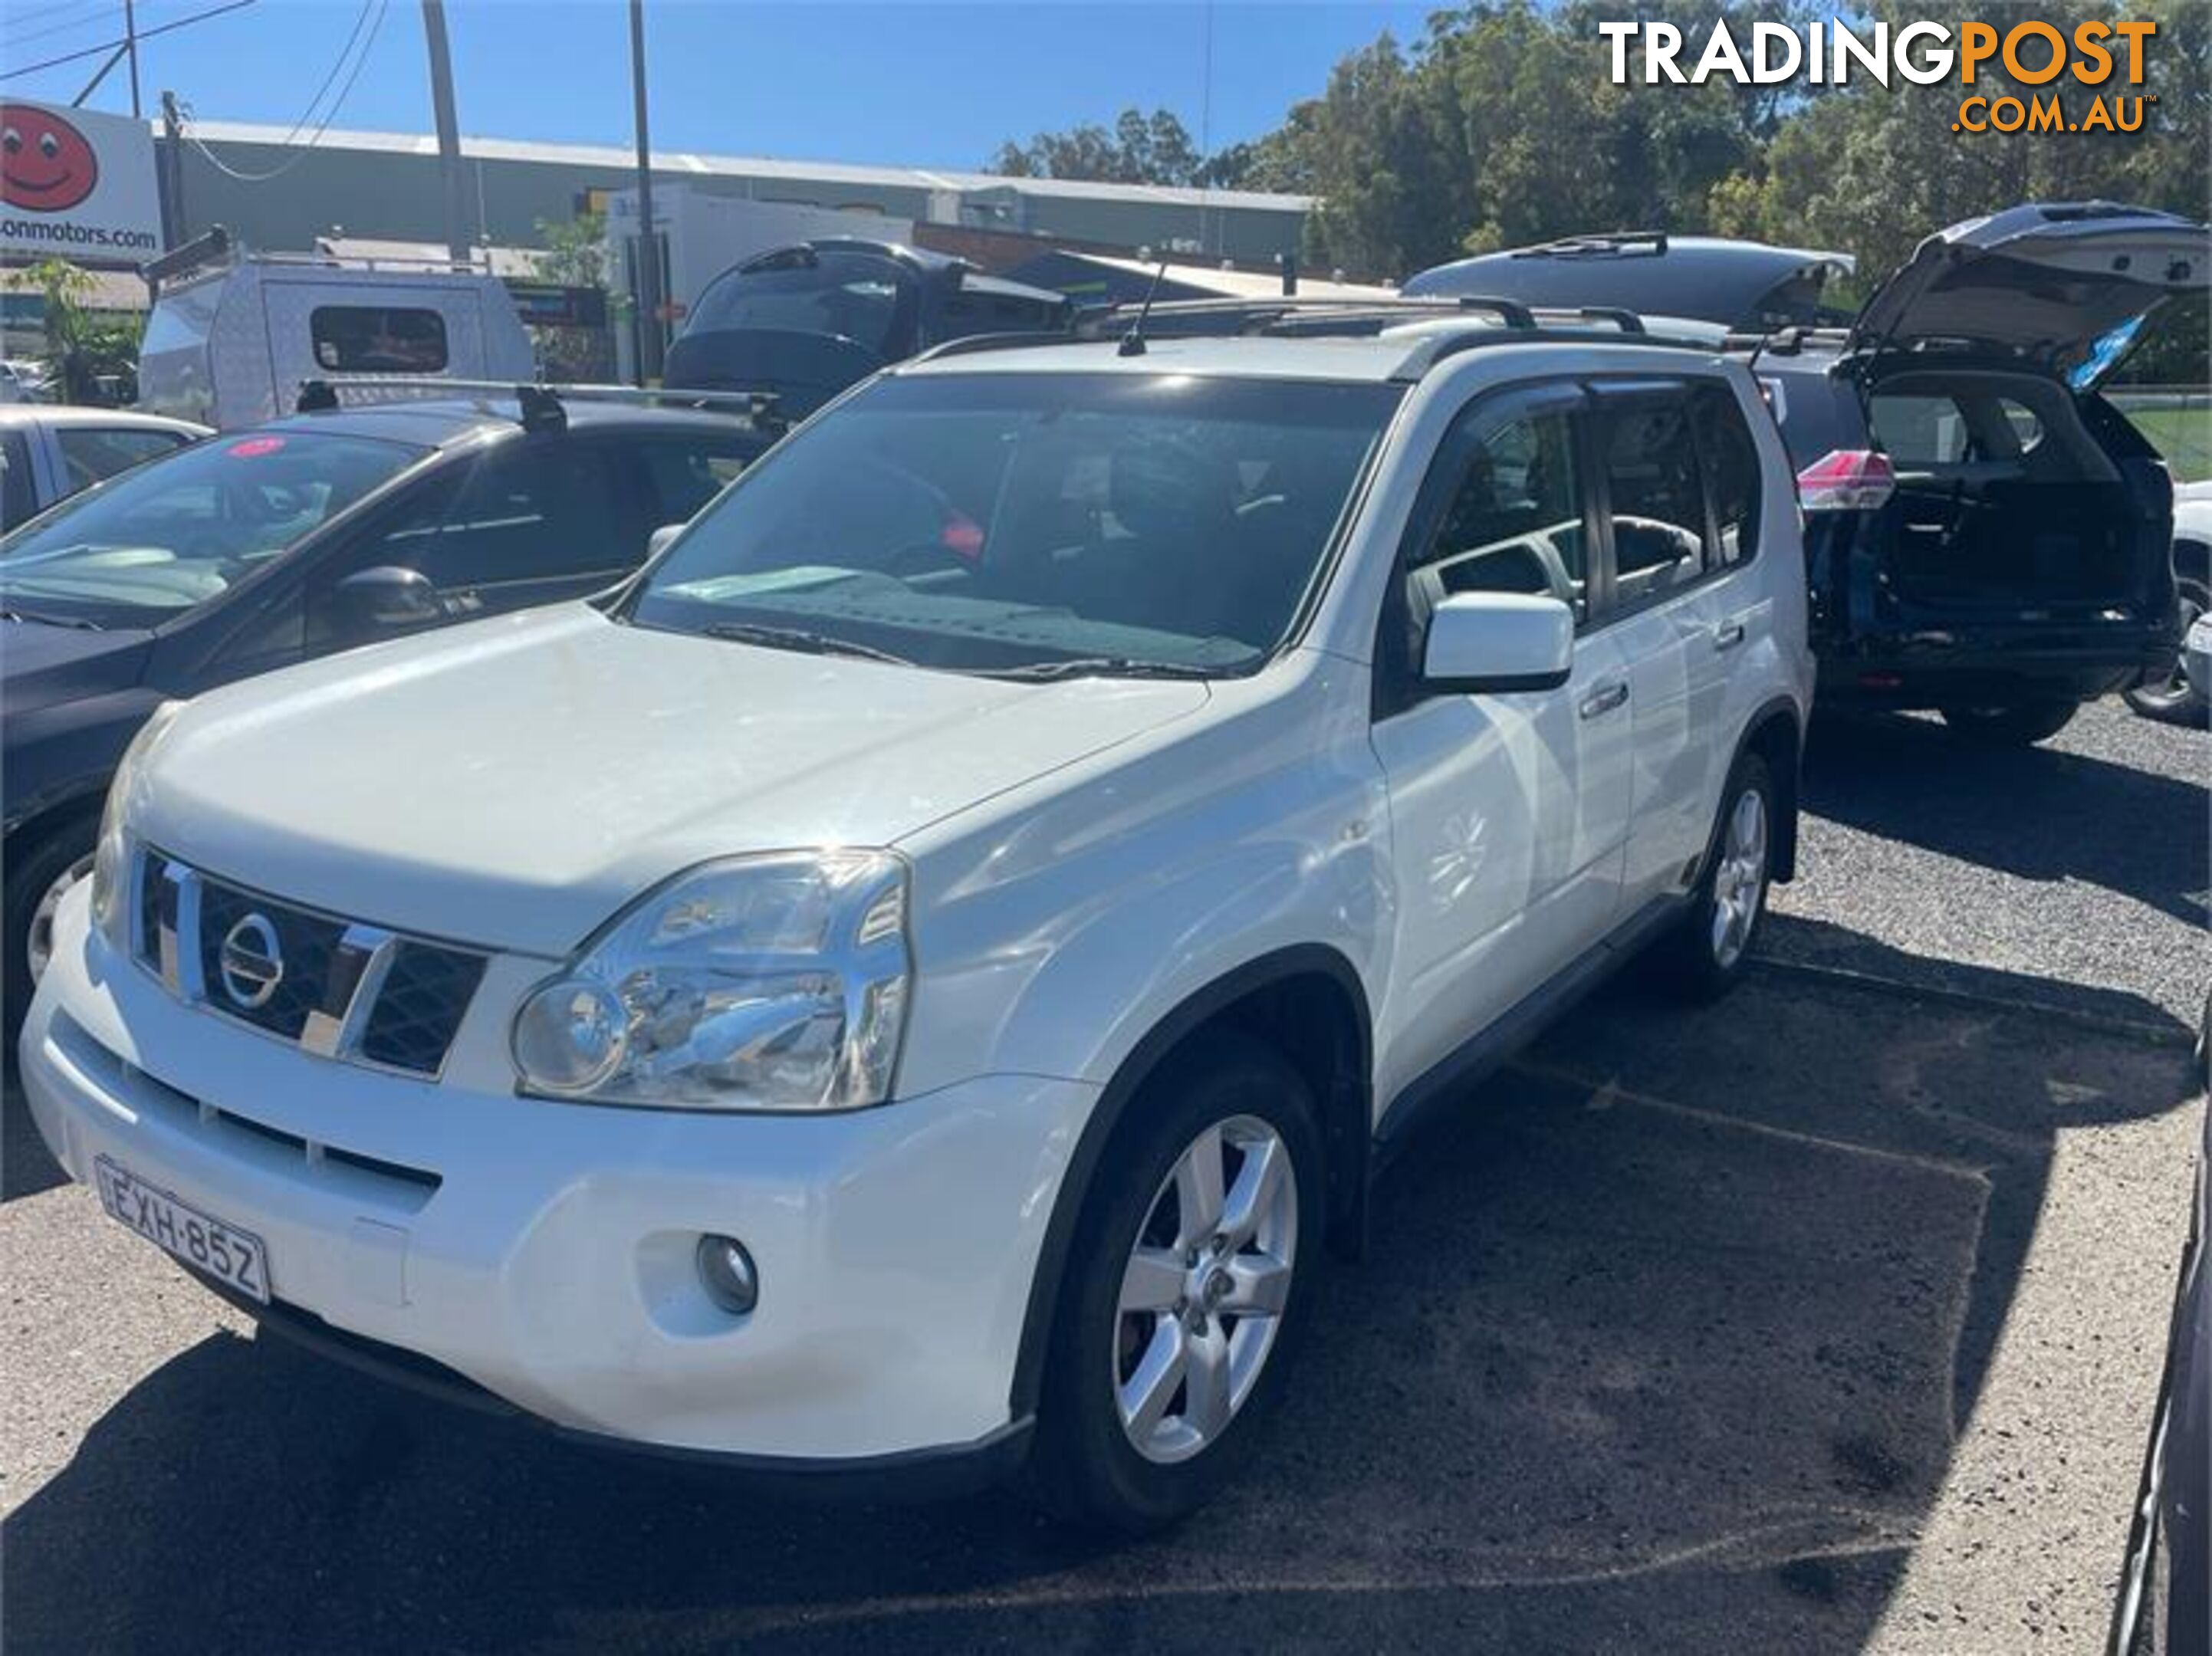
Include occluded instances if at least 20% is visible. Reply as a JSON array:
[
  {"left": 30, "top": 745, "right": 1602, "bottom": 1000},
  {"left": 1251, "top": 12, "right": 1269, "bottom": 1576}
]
[{"left": 226, "top": 436, "right": 285, "bottom": 458}]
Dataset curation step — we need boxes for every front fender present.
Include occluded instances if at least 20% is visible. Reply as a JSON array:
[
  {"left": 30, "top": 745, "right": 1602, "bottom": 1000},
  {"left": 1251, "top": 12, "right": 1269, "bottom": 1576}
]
[{"left": 896, "top": 657, "right": 1389, "bottom": 1101}]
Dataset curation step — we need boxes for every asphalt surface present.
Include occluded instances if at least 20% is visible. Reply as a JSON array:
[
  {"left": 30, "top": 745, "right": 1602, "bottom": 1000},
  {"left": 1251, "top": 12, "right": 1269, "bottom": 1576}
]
[{"left": 2, "top": 699, "right": 2204, "bottom": 1654}]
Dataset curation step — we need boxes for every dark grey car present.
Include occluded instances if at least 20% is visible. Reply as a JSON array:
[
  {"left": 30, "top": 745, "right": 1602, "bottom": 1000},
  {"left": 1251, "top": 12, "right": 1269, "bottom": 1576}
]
[{"left": 2, "top": 393, "right": 771, "bottom": 1027}]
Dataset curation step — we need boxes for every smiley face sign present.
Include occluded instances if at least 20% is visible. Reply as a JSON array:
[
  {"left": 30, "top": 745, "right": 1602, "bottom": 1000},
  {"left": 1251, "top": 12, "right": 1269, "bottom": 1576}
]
[{"left": 1, "top": 104, "right": 100, "bottom": 213}]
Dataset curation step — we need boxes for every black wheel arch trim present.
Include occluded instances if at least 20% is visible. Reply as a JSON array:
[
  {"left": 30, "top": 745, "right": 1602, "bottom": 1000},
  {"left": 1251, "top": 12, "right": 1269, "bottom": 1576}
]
[
  {"left": 1731, "top": 694, "right": 1803, "bottom": 883},
  {"left": 2, "top": 775, "right": 108, "bottom": 846},
  {"left": 1006, "top": 943, "right": 1374, "bottom": 1421}
]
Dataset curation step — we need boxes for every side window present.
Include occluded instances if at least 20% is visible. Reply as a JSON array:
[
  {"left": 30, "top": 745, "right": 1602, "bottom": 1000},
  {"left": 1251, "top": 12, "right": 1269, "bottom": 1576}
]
[
  {"left": 310, "top": 306, "right": 450, "bottom": 373},
  {"left": 639, "top": 441, "right": 753, "bottom": 526},
  {"left": 1690, "top": 385, "right": 1761, "bottom": 568},
  {"left": 1869, "top": 393, "right": 1971, "bottom": 463},
  {"left": 0, "top": 431, "right": 35, "bottom": 531},
  {"left": 366, "top": 442, "right": 634, "bottom": 593},
  {"left": 54, "top": 426, "right": 189, "bottom": 491},
  {"left": 1409, "top": 407, "right": 1589, "bottom": 624},
  {"left": 1599, "top": 399, "right": 1709, "bottom": 609}
]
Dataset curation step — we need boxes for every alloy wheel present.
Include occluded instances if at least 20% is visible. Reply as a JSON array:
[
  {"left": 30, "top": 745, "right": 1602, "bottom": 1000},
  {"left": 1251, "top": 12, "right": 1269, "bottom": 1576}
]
[
  {"left": 1708, "top": 787, "right": 1768, "bottom": 971},
  {"left": 1113, "top": 1113, "right": 1298, "bottom": 1465}
]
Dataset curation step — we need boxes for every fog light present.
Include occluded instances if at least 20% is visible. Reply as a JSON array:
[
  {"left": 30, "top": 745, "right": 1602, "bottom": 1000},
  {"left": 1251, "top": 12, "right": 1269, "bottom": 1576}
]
[{"left": 695, "top": 1234, "right": 759, "bottom": 1316}]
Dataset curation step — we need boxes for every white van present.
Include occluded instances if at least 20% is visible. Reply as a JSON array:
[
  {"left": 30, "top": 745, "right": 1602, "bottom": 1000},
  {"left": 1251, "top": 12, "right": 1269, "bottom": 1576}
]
[{"left": 137, "top": 248, "right": 534, "bottom": 429}]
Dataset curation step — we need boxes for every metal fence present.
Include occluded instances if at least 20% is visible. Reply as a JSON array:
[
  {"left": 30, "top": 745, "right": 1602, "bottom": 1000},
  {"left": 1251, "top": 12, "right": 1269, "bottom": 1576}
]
[{"left": 2108, "top": 386, "right": 2212, "bottom": 483}]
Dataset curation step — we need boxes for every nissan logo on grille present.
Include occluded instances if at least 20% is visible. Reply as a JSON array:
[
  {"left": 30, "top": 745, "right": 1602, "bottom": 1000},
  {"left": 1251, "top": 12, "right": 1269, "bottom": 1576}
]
[{"left": 216, "top": 914, "right": 284, "bottom": 1010}]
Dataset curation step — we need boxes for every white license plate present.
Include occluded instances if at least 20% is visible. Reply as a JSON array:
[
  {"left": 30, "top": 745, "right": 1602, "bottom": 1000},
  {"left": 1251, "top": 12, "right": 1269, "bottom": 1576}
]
[{"left": 95, "top": 1156, "right": 271, "bottom": 1304}]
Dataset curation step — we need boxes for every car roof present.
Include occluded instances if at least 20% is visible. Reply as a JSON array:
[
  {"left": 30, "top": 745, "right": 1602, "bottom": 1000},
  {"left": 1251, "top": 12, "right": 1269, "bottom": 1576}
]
[
  {"left": 264, "top": 396, "right": 770, "bottom": 448},
  {"left": 0, "top": 405, "right": 209, "bottom": 435},
  {"left": 897, "top": 318, "right": 1733, "bottom": 385}
]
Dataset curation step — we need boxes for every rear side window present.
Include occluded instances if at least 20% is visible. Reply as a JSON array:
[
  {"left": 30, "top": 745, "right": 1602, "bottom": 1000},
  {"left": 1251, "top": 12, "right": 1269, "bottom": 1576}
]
[
  {"left": 1691, "top": 385, "right": 1761, "bottom": 567},
  {"left": 311, "top": 307, "right": 450, "bottom": 373},
  {"left": 1, "top": 430, "right": 35, "bottom": 531},
  {"left": 54, "top": 425, "right": 191, "bottom": 490},
  {"left": 1870, "top": 393, "right": 1971, "bottom": 462},
  {"left": 1599, "top": 399, "right": 1708, "bottom": 608}
]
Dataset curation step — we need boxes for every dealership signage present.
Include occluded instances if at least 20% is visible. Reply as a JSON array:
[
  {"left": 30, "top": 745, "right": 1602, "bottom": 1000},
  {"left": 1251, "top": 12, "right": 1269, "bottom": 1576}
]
[
  {"left": 2, "top": 100, "right": 163, "bottom": 263},
  {"left": 1599, "top": 17, "right": 2162, "bottom": 135}
]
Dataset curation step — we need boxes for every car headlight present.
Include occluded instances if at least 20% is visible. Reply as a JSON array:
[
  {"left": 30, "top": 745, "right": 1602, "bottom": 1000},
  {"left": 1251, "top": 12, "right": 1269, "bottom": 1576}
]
[
  {"left": 90, "top": 699, "right": 186, "bottom": 952},
  {"left": 511, "top": 850, "right": 912, "bottom": 1111}
]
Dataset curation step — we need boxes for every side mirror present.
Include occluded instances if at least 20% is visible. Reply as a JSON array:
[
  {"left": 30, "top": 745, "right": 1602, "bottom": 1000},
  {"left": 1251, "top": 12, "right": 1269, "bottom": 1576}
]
[
  {"left": 332, "top": 565, "right": 442, "bottom": 634},
  {"left": 1421, "top": 592, "right": 1575, "bottom": 693},
  {"left": 646, "top": 522, "right": 685, "bottom": 561}
]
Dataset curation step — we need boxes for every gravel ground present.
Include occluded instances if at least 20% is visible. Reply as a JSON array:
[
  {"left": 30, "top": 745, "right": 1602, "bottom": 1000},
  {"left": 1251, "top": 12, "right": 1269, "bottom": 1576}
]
[{"left": 2, "top": 697, "right": 2204, "bottom": 1654}]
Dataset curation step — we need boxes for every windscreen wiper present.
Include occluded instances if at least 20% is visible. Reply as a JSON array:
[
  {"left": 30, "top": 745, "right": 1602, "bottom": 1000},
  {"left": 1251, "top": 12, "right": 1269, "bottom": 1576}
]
[
  {"left": 698, "top": 619, "right": 915, "bottom": 666},
  {"left": 0, "top": 606, "right": 101, "bottom": 630},
  {"left": 976, "top": 656, "right": 1221, "bottom": 682}
]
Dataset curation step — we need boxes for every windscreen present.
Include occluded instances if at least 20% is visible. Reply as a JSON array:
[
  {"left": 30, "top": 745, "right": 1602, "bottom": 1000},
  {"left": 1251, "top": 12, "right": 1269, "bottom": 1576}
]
[
  {"left": 685, "top": 251, "right": 912, "bottom": 355},
  {"left": 626, "top": 370, "right": 1402, "bottom": 677},
  {"left": 0, "top": 429, "right": 425, "bottom": 628}
]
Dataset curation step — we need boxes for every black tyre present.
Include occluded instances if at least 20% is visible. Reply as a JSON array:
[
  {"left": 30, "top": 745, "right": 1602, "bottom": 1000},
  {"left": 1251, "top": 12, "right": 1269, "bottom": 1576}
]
[
  {"left": 1938, "top": 698, "right": 2079, "bottom": 745},
  {"left": 2124, "top": 580, "right": 2209, "bottom": 726},
  {"left": 1028, "top": 1030, "right": 1323, "bottom": 1533},
  {"left": 1650, "top": 752, "right": 1774, "bottom": 1004},
  {"left": 3, "top": 813, "right": 99, "bottom": 1041}
]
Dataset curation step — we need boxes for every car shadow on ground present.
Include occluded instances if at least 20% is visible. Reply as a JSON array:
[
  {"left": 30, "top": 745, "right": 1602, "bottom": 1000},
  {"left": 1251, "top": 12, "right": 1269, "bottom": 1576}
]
[
  {"left": 4, "top": 950, "right": 2196, "bottom": 1654},
  {"left": 1801, "top": 711, "right": 2208, "bottom": 932}
]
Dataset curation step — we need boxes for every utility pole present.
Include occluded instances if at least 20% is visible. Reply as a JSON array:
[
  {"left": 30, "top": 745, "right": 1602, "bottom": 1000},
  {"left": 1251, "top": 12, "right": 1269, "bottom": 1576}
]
[
  {"left": 158, "top": 90, "right": 186, "bottom": 248},
  {"left": 123, "top": 0, "right": 143, "bottom": 119},
  {"left": 420, "top": 0, "right": 472, "bottom": 267},
  {"left": 628, "top": 0, "right": 663, "bottom": 385}
]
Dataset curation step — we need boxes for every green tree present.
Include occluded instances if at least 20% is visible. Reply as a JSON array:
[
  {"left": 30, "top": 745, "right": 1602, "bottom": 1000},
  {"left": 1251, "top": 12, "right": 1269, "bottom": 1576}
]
[
  {"left": 989, "top": 108, "right": 1210, "bottom": 186},
  {"left": 531, "top": 208, "right": 613, "bottom": 290},
  {"left": 2, "top": 258, "right": 142, "bottom": 405}
]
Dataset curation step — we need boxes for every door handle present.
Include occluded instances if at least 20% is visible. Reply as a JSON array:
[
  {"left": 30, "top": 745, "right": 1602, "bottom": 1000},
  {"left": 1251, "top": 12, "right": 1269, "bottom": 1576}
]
[
  {"left": 1579, "top": 682, "right": 1630, "bottom": 719},
  {"left": 1714, "top": 619, "right": 1747, "bottom": 651}
]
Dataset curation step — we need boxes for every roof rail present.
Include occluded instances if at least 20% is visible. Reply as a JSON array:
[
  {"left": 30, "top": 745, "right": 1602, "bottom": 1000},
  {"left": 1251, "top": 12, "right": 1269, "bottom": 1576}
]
[
  {"left": 142, "top": 225, "right": 233, "bottom": 294},
  {"left": 1388, "top": 320, "right": 1711, "bottom": 380},
  {"left": 912, "top": 330, "right": 1080, "bottom": 364},
  {"left": 293, "top": 377, "right": 787, "bottom": 432},
  {"left": 907, "top": 297, "right": 1709, "bottom": 378}
]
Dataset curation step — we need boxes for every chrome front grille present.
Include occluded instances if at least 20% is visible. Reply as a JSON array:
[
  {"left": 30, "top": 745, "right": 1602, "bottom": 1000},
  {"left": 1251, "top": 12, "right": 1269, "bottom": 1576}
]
[{"left": 135, "top": 849, "right": 487, "bottom": 1077}]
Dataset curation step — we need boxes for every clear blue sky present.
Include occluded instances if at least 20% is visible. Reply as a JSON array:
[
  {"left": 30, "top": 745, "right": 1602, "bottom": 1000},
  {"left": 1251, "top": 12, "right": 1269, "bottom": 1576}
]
[{"left": 3, "top": 0, "right": 1436, "bottom": 172}]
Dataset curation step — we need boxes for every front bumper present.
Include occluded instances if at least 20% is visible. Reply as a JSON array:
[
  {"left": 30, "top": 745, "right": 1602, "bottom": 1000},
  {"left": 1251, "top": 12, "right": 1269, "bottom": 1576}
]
[{"left": 21, "top": 883, "right": 1097, "bottom": 1470}]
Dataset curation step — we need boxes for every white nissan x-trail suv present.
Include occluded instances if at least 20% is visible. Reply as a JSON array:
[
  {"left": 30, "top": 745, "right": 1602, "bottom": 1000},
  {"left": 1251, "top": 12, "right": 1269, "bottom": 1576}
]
[{"left": 23, "top": 305, "right": 1813, "bottom": 1530}]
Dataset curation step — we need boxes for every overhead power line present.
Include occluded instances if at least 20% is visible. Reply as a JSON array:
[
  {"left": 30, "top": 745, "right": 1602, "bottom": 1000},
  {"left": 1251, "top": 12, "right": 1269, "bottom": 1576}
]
[
  {"left": 0, "top": 0, "right": 256, "bottom": 84},
  {"left": 182, "top": 0, "right": 388, "bottom": 183},
  {"left": 8, "top": 2, "right": 121, "bottom": 53}
]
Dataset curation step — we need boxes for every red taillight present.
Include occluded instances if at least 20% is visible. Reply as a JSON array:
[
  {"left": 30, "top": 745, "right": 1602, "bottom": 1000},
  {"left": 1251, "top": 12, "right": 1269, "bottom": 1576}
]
[{"left": 1795, "top": 449, "right": 1896, "bottom": 513}]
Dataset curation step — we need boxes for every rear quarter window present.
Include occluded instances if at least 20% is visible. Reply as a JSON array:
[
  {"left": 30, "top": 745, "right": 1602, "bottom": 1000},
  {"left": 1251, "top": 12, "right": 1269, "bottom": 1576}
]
[{"left": 1760, "top": 367, "right": 1865, "bottom": 469}]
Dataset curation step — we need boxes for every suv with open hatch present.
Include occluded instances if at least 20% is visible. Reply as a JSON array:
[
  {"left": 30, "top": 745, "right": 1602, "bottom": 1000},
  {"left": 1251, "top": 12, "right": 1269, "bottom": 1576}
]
[
  {"left": 22, "top": 304, "right": 1813, "bottom": 1530},
  {"left": 1412, "top": 201, "right": 2210, "bottom": 745}
]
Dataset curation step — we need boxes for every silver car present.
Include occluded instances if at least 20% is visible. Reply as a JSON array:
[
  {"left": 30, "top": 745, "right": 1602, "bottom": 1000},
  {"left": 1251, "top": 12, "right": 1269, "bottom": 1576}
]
[{"left": 0, "top": 405, "right": 209, "bottom": 533}]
